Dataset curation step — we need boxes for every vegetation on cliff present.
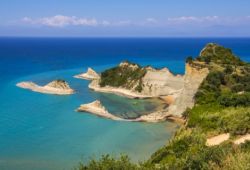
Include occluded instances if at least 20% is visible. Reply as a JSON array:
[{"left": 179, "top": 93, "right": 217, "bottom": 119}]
[
  {"left": 99, "top": 61, "right": 146, "bottom": 92},
  {"left": 76, "top": 44, "right": 250, "bottom": 170}
]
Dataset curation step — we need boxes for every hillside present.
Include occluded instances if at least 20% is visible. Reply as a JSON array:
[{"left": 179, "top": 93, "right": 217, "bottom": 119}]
[{"left": 77, "top": 43, "right": 250, "bottom": 170}]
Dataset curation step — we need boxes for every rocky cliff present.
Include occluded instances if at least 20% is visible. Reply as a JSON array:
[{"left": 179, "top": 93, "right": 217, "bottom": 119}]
[
  {"left": 168, "top": 63, "right": 209, "bottom": 116},
  {"left": 141, "top": 67, "right": 184, "bottom": 96}
]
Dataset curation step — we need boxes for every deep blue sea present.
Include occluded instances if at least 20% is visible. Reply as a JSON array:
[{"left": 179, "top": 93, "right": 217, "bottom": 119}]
[{"left": 0, "top": 38, "right": 249, "bottom": 170}]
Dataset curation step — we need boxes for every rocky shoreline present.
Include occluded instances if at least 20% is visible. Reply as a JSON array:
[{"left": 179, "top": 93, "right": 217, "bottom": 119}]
[{"left": 74, "top": 62, "right": 209, "bottom": 122}]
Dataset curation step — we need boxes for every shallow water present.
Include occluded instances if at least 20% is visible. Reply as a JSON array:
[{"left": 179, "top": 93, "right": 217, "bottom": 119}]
[{"left": 0, "top": 67, "right": 178, "bottom": 170}]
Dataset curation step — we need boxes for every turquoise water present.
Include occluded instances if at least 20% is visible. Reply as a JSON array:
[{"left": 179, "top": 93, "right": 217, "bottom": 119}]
[
  {"left": 1, "top": 38, "right": 249, "bottom": 170},
  {"left": 0, "top": 66, "right": 178, "bottom": 170}
]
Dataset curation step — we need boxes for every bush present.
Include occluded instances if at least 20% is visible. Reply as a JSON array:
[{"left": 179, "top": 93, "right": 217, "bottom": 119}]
[
  {"left": 218, "top": 92, "right": 250, "bottom": 107},
  {"left": 187, "top": 104, "right": 250, "bottom": 135},
  {"left": 76, "top": 155, "right": 140, "bottom": 170}
]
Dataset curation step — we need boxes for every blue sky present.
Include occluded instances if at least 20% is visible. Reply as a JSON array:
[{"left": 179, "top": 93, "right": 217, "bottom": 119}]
[{"left": 1, "top": 0, "right": 250, "bottom": 37}]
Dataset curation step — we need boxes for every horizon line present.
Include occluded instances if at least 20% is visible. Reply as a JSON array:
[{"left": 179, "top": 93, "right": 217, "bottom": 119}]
[{"left": 1, "top": 36, "right": 250, "bottom": 39}]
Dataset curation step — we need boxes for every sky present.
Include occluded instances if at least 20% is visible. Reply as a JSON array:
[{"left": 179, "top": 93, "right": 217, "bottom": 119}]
[{"left": 1, "top": 0, "right": 250, "bottom": 37}]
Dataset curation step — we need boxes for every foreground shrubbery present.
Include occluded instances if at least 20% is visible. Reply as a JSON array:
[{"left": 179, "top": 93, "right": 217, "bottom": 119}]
[
  {"left": 76, "top": 131, "right": 250, "bottom": 170},
  {"left": 187, "top": 104, "right": 250, "bottom": 135},
  {"left": 76, "top": 155, "right": 140, "bottom": 170}
]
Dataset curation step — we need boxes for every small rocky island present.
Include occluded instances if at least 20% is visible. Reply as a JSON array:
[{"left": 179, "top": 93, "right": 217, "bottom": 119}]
[{"left": 17, "top": 79, "right": 74, "bottom": 95}]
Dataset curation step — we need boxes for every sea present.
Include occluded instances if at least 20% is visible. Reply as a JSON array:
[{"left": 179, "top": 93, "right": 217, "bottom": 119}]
[{"left": 0, "top": 38, "right": 249, "bottom": 170}]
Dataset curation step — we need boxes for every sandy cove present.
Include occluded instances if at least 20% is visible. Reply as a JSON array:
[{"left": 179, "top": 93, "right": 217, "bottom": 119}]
[{"left": 16, "top": 81, "right": 74, "bottom": 95}]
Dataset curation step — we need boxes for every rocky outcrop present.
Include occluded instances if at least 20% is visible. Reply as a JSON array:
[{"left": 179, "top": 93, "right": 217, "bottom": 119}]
[
  {"left": 16, "top": 80, "right": 74, "bottom": 95},
  {"left": 168, "top": 63, "right": 209, "bottom": 116},
  {"left": 77, "top": 100, "right": 123, "bottom": 121},
  {"left": 74, "top": 67, "right": 100, "bottom": 80}
]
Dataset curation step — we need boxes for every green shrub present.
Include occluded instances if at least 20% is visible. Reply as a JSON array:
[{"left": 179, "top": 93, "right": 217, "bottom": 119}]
[
  {"left": 218, "top": 92, "right": 250, "bottom": 107},
  {"left": 76, "top": 155, "right": 140, "bottom": 170}
]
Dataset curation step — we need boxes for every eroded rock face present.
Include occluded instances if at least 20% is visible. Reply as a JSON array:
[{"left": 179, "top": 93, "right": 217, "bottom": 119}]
[
  {"left": 168, "top": 63, "right": 209, "bottom": 116},
  {"left": 141, "top": 68, "right": 184, "bottom": 96}
]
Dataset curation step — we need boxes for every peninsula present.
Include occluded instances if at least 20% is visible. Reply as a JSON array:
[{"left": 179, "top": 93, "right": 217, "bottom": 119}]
[
  {"left": 75, "top": 49, "right": 209, "bottom": 122},
  {"left": 17, "top": 80, "right": 74, "bottom": 95}
]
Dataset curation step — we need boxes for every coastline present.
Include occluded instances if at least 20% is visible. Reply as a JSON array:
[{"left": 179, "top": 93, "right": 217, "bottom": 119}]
[{"left": 77, "top": 100, "right": 185, "bottom": 124}]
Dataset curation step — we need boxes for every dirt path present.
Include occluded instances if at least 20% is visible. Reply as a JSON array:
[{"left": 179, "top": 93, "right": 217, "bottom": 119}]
[{"left": 206, "top": 133, "right": 230, "bottom": 146}]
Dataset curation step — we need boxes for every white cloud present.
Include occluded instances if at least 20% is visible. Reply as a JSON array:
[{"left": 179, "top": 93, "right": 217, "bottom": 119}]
[
  {"left": 167, "top": 16, "right": 219, "bottom": 23},
  {"left": 20, "top": 15, "right": 250, "bottom": 28},
  {"left": 146, "top": 18, "right": 157, "bottom": 23},
  {"left": 22, "top": 15, "right": 98, "bottom": 27}
]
